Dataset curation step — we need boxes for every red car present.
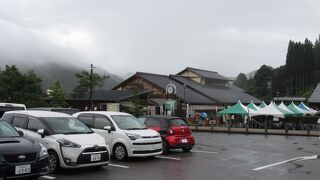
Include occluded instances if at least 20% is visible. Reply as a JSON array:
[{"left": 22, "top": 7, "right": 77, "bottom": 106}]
[{"left": 138, "top": 116, "right": 195, "bottom": 152}]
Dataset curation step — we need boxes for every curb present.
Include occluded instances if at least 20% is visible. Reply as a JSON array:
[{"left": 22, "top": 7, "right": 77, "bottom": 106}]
[{"left": 189, "top": 126, "right": 319, "bottom": 137}]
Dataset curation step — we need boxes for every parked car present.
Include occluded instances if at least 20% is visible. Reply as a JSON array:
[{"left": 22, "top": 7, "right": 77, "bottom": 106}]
[
  {"left": 2, "top": 110, "right": 110, "bottom": 173},
  {"left": 73, "top": 111, "right": 163, "bottom": 161},
  {"left": 28, "top": 107, "right": 80, "bottom": 115},
  {"left": 0, "top": 120, "right": 49, "bottom": 179},
  {"left": 138, "top": 115, "right": 195, "bottom": 152},
  {"left": 0, "top": 103, "right": 26, "bottom": 117}
]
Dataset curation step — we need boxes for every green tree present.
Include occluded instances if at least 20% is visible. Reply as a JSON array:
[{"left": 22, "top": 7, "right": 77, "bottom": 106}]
[
  {"left": 0, "top": 65, "right": 44, "bottom": 107},
  {"left": 48, "top": 80, "right": 68, "bottom": 107},
  {"left": 126, "top": 89, "right": 146, "bottom": 117},
  {"left": 73, "top": 70, "right": 108, "bottom": 98},
  {"left": 313, "top": 36, "right": 320, "bottom": 84},
  {"left": 234, "top": 73, "right": 248, "bottom": 89},
  {"left": 250, "top": 65, "right": 274, "bottom": 100}
]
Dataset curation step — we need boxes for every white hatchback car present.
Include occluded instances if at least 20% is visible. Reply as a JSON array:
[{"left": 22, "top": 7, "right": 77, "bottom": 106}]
[
  {"left": 73, "top": 111, "right": 163, "bottom": 161},
  {"left": 2, "top": 111, "right": 110, "bottom": 173}
]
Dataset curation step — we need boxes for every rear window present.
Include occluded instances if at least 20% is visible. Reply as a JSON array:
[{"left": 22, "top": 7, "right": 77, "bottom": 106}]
[
  {"left": 0, "top": 106, "right": 25, "bottom": 117},
  {"left": 170, "top": 119, "right": 187, "bottom": 127},
  {"left": 145, "top": 118, "right": 161, "bottom": 127}
]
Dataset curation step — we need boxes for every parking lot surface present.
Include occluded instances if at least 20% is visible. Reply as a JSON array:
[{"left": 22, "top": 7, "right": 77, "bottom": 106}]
[{"left": 40, "top": 132, "right": 320, "bottom": 180}]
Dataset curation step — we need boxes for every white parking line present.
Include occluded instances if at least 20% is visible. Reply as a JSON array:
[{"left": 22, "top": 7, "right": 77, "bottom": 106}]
[
  {"left": 191, "top": 150, "right": 219, "bottom": 154},
  {"left": 253, "top": 155, "right": 318, "bottom": 171},
  {"left": 108, "top": 163, "right": 130, "bottom": 169},
  {"left": 155, "top": 155, "right": 181, "bottom": 161},
  {"left": 41, "top": 175, "right": 56, "bottom": 179}
]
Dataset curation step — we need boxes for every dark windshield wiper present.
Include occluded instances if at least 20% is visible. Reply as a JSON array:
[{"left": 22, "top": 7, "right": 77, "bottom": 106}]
[
  {"left": 126, "top": 128, "right": 144, "bottom": 130},
  {"left": 62, "top": 132, "right": 92, "bottom": 134}
]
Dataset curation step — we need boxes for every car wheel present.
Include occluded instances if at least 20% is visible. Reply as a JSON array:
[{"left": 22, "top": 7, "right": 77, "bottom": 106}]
[
  {"left": 182, "top": 147, "right": 192, "bottom": 152},
  {"left": 162, "top": 140, "right": 169, "bottom": 153},
  {"left": 113, "top": 144, "right": 128, "bottom": 161},
  {"left": 48, "top": 151, "right": 60, "bottom": 173}
]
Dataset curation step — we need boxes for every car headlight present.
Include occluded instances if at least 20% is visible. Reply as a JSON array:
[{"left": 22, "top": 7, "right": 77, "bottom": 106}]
[
  {"left": 57, "top": 138, "right": 81, "bottom": 148},
  {"left": 126, "top": 133, "right": 141, "bottom": 141},
  {"left": 39, "top": 143, "right": 48, "bottom": 157}
]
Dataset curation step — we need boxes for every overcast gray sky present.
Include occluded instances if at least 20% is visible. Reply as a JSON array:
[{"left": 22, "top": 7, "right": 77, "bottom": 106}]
[{"left": 0, "top": 0, "right": 319, "bottom": 78}]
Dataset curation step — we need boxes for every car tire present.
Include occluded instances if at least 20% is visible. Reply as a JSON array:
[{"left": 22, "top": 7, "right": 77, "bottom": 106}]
[
  {"left": 48, "top": 151, "right": 60, "bottom": 173},
  {"left": 113, "top": 144, "right": 128, "bottom": 161},
  {"left": 162, "top": 140, "right": 169, "bottom": 153},
  {"left": 182, "top": 147, "right": 192, "bottom": 152}
]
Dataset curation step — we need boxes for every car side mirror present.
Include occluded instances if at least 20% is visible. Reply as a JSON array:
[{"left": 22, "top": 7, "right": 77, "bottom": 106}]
[
  {"left": 37, "top": 129, "right": 46, "bottom": 138},
  {"left": 103, "top": 126, "right": 112, "bottom": 133},
  {"left": 17, "top": 130, "right": 24, "bottom": 137}
]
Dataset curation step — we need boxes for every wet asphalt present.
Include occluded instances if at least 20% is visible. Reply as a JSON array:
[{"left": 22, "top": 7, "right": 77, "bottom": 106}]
[{"left": 40, "top": 132, "right": 320, "bottom": 180}]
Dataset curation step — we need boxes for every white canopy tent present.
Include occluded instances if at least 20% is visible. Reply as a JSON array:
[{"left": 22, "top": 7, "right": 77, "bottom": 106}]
[
  {"left": 249, "top": 102, "right": 285, "bottom": 118},
  {"left": 277, "top": 102, "right": 296, "bottom": 115}
]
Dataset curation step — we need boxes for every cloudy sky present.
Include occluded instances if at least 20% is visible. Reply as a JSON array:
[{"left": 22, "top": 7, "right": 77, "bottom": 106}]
[{"left": 0, "top": 0, "right": 319, "bottom": 78}]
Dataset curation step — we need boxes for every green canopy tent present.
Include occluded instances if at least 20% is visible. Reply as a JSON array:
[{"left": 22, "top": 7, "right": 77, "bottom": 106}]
[
  {"left": 247, "top": 101, "right": 261, "bottom": 111},
  {"left": 259, "top": 101, "right": 267, "bottom": 108},
  {"left": 218, "top": 101, "right": 249, "bottom": 116}
]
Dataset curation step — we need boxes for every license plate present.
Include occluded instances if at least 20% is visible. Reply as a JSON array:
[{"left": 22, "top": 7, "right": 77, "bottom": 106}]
[
  {"left": 150, "top": 144, "right": 161, "bottom": 150},
  {"left": 91, "top": 154, "right": 101, "bottom": 162},
  {"left": 181, "top": 139, "right": 188, "bottom": 143},
  {"left": 15, "top": 164, "right": 31, "bottom": 175}
]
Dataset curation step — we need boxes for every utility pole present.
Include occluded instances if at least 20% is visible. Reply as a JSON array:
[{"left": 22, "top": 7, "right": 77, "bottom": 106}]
[
  {"left": 89, "top": 64, "right": 95, "bottom": 111},
  {"left": 183, "top": 84, "right": 187, "bottom": 119}
]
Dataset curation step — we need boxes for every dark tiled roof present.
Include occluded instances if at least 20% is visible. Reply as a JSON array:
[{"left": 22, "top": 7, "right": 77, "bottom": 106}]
[
  {"left": 66, "top": 89, "right": 151, "bottom": 102},
  {"left": 309, "top": 83, "right": 320, "bottom": 103},
  {"left": 137, "top": 72, "right": 216, "bottom": 104},
  {"left": 170, "top": 75, "right": 260, "bottom": 104},
  {"left": 178, "top": 67, "right": 230, "bottom": 81},
  {"left": 273, "top": 97, "right": 307, "bottom": 102}
]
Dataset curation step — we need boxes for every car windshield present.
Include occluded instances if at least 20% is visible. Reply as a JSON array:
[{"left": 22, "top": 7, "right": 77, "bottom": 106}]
[
  {"left": 0, "top": 121, "right": 20, "bottom": 138},
  {"left": 42, "top": 117, "right": 93, "bottom": 134},
  {"left": 170, "top": 118, "right": 187, "bottom": 127},
  {"left": 111, "top": 115, "right": 146, "bottom": 130}
]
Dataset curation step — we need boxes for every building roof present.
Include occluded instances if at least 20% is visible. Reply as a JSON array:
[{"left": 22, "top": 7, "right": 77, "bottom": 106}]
[
  {"left": 136, "top": 72, "right": 217, "bottom": 104},
  {"left": 309, "top": 83, "right": 320, "bottom": 103},
  {"left": 273, "top": 97, "right": 307, "bottom": 102},
  {"left": 113, "top": 68, "right": 260, "bottom": 105},
  {"left": 177, "top": 67, "right": 230, "bottom": 81},
  {"left": 66, "top": 89, "right": 151, "bottom": 102},
  {"left": 170, "top": 75, "right": 260, "bottom": 104}
]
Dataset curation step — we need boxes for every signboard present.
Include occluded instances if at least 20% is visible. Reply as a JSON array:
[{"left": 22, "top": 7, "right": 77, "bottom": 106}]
[
  {"left": 106, "top": 103, "right": 120, "bottom": 112},
  {"left": 164, "top": 100, "right": 176, "bottom": 110}
]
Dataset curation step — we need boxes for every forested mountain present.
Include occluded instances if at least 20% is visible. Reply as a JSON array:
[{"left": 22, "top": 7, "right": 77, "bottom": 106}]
[
  {"left": 234, "top": 36, "right": 320, "bottom": 100},
  {"left": 26, "top": 63, "right": 123, "bottom": 93}
]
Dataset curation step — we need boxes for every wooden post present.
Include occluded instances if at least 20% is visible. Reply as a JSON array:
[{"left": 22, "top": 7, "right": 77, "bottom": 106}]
[
  {"left": 264, "top": 117, "right": 268, "bottom": 135},
  {"left": 228, "top": 119, "right": 231, "bottom": 134}
]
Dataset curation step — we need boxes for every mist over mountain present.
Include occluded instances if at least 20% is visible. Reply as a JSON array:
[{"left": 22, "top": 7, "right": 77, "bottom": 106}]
[{"left": 15, "top": 62, "right": 123, "bottom": 93}]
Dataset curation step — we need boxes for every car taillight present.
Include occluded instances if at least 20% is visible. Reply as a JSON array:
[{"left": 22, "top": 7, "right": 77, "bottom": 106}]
[{"left": 167, "top": 129, "right": 174, "bottom": 135}]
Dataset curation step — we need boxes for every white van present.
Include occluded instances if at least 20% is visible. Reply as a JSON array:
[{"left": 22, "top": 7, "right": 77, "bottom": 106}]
[
  {"left": 0, "top": 103, "right": 26, "bottom": 117},
  {"left": 2, "top": 110, "right": 110, "bottom": 173},
  {"left": 73, "top": 111, "right": 163, "bottom": 161}
]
